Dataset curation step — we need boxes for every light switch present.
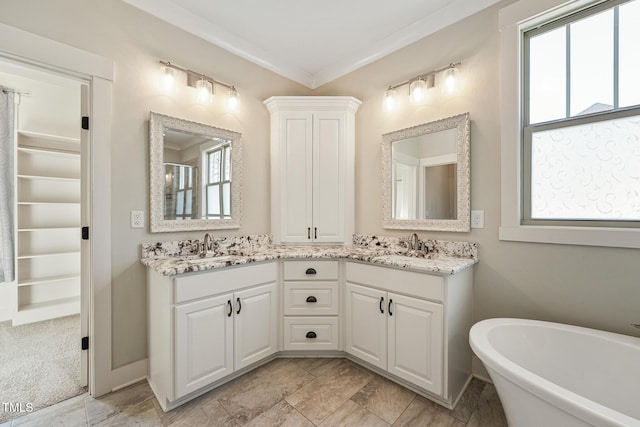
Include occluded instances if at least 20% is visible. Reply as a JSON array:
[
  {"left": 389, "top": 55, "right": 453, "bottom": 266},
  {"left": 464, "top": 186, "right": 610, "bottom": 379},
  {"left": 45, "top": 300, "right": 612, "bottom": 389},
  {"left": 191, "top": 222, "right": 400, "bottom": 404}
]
[
  {"left": 471, "top": 210, "right": 484, "bottom": 229},
  {"left": 131, "top": 211, "right": 144, "bottom": 228}
]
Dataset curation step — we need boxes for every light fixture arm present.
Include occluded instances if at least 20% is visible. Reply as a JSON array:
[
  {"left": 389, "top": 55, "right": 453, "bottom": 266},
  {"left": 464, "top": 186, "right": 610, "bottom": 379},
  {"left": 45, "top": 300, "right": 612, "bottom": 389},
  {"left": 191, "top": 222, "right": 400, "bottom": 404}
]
[
  {"left": 387, "top": 61, "right": 461, "bottom": 92},
  {"left": 159, "top": 60, "right": 235, "bottom": 91}
]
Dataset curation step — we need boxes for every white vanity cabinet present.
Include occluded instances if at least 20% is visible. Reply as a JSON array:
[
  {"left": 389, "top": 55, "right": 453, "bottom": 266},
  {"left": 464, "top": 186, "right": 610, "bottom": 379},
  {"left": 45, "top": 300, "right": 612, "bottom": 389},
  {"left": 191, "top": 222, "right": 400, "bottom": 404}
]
[
  {"left": 147, "top": 262, "right": 278, "bottom": 411},
  {"left": 264, "top": 96, "right": 361, "bottom": 245},
  {"left": 282, "top": 260, "right": 340, "bottom": 351},
  {"left": 344, "top": 261, "right": 472, "bottom": 408}
]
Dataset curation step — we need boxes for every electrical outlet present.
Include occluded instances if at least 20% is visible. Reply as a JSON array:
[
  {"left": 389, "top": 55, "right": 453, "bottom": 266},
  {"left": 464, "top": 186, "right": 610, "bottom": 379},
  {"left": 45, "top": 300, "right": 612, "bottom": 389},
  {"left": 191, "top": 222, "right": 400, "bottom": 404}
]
[
  {"left": 471, "top": 210, "right": 485, "bottom": 229},
  {"left": 131, "top": 211, "right": 144, "bottom": 229}
]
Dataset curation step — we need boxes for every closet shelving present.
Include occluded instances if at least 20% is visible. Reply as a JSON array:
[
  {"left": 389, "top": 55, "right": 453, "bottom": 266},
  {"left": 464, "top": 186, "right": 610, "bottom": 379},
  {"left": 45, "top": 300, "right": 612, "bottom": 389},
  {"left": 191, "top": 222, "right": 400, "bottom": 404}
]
[{"left": 14, "top": 130, "right": 81, "bottom": 325}]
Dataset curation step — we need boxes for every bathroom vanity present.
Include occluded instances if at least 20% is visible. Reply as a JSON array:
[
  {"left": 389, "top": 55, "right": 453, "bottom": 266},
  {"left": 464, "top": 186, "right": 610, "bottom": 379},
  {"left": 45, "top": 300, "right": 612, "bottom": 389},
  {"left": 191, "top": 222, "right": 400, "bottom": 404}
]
[{"left": 143, "top": 235, "right": 476, "bottom": 412}]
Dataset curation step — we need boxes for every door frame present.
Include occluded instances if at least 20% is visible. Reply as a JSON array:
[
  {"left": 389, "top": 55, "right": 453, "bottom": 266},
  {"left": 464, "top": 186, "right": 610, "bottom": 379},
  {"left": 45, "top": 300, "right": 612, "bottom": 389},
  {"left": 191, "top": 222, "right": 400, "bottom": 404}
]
[{"left": 0, "top": 23, "right": 113, "bottom": 397}]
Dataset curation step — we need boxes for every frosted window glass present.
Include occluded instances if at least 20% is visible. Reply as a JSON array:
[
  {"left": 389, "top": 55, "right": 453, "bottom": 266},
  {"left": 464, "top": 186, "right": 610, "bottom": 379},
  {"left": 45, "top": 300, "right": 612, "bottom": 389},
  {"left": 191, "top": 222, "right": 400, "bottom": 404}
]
[
  {"left": 619, "top": 0, "right": 640, "bottom": 108},
  {"left": 570, "top": 10, "right": 614, "bottom": 116},
  {"left": 176, "top": 190, "right": 184, "bottom": 215},
  {"left": 531, "top": 115, "right": 640, "bottom": 220},
  {"left": 185, "top": 189, "right": 192, "bottom": 215},
  {"left": 222, "top": 183, "right": 230, "bottom": 217},
  {"left": 209, "top": 150, "right": 221, "bottom": 183},
  {"left": 529, "top": 27, "right": 566, "bottom": 124}
]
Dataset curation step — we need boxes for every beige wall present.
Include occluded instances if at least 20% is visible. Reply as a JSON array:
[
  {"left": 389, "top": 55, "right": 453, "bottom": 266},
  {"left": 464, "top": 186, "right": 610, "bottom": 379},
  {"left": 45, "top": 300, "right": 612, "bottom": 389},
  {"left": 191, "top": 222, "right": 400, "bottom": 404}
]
[
  {"left": 1, "top": 0, "right": 638, "bottom": 371},
  {"left": 0, "top": 0, "right": 310, "bottom": 368},
  {"left": 319, "top": 2, "right": 640, "bottom": 339}
]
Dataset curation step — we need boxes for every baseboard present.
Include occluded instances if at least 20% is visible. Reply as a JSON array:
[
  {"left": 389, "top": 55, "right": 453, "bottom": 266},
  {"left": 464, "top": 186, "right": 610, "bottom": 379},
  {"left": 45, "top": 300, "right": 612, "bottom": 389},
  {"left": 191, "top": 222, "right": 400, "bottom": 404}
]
[{"left": 111, "top": 358, "right": 148, "bottom": 392}]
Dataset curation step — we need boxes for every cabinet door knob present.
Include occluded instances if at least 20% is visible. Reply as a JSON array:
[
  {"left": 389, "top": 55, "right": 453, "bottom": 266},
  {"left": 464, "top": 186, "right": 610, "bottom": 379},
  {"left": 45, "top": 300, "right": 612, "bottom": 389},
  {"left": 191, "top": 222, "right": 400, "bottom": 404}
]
[
  {"left": 305, "top": 268, "right": 317, "bottom": 275},
  {"left": 227, "top": 300, "right": 232, "bottom": 317},
  {"left": 379, "top": 296, "right": 384, "bottom": 314},
  {"left": 388, "top": 299, "right": 393, "bottom": 316},
  {"left": 306, "top": 331, "right": 317, "bottom": 339},
  {"left": 236, "top": 297, "right": 242, "bottom": 315},
  {"left": 306, "top": 296, "right": 317, "bottom": 303}
]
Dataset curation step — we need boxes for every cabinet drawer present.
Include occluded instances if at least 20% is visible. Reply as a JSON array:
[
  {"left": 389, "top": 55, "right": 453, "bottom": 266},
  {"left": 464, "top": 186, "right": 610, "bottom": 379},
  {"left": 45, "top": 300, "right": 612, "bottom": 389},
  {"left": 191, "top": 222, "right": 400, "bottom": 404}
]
[
  {"left": 284, "top": 281, "right": 339, "bottom": 315},
  {"left": 174, "top": 262, "right": 277, "bottom": 303},
  {"left": 283, "top": 260, "right": 338, "bottom": 281},
  {"left": 345, "top": 262, "right": 443, "bottom": 302},
  {"left": 283, "top": 317, "right": 339, "bottom": 350}
]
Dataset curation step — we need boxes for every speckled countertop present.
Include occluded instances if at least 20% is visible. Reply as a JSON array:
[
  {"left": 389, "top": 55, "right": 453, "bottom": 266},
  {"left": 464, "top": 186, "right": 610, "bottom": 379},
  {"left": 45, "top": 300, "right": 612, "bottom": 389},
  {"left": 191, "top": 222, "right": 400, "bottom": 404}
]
[{"left": 141, "top": 234, "right": 478, "bottom": 276}]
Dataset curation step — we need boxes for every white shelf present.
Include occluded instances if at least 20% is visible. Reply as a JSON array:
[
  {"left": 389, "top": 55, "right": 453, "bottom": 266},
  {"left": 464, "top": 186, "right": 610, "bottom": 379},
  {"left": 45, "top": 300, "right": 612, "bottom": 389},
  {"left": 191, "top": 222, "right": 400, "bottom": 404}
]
[
  {"left": 18, "top": 227, "right": 79, "bottom": 232},
  {"left": 18, "top": 201, "right": 80, "bottom": 205},
  {"left": 17, "top": 251, "right": 80, "bottom": 260},
  {"left": 18, "top": 130, "right": 80, "bottom": 144},
  {"left": 17, "top": 174, "right": 80, "bottom": 182},
  {"left": 17, "top": 146, "right": 80, "bottom": 157},
  {"left": 13, "top": 296, "right": 80, "bottom": 326},
  {"left": 17, "top": 273, "right": 81, "bottom": 287}
]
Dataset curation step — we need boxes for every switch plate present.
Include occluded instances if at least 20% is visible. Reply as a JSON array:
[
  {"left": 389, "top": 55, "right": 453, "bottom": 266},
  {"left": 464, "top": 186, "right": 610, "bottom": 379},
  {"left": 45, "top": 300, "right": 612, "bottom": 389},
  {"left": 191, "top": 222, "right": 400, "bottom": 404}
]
[
  {"left": 471, "top": 210, "right": 485, "bottom": 229},
  {"left": 131, "top": 211, "right": 144, "bottom": 228}
]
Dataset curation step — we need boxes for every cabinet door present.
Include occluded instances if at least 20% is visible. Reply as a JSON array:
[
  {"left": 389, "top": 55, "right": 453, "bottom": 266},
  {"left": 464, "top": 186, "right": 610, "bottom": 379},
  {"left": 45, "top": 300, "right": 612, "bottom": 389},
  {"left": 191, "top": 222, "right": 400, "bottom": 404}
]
[
  {"left": 175, "top": 293, "right": 233, "bottom": 399},
  {"left": 345, "top": 283, "right": 387, "bottom": 369},
  {"left": 312, "top": 112, "right": 346, "bottom": 243},
  {"left": 234, "top": 281, "right": 278, "bottom": 370},
  {"left": 279, "top": 112, "right": 313, "bottom": 243},
  {"left": 387, "top": 293, "right": 444, "bottom": 396}
]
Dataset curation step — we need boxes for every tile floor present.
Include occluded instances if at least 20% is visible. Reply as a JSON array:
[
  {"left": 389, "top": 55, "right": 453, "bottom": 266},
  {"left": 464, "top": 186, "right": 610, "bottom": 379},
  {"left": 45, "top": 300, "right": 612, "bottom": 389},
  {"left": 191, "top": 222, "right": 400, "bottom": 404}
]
[{"left": 2, "top": 358, "right": 507, "bottom": 427}]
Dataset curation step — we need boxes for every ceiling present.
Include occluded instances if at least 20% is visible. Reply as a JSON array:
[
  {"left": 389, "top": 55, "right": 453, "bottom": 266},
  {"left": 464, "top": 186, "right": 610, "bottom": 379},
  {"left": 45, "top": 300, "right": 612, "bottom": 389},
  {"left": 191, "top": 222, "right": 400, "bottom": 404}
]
[{"left": 123, "top": 0, "right": 501, "bottom": 89}]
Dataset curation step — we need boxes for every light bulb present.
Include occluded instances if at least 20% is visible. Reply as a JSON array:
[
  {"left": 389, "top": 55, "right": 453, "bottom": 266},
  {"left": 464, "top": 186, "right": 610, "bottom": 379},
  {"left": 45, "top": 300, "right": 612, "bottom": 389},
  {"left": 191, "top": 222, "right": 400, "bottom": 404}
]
[
  {"left": 384, "top": 88, "right": 397, "bottom": 112},
  {"left": 227, "top": 87, "right": 239, "bottom": 111},
  {"left": 442, "top": 65, "right": 458, "bottom": 94},
  {"left": 410, "top": 78, "right": 427, "bottom": 103},
  {"left": 162, "top": 64, "right": 175, "bottom": 92},
  {"left": 196, "top": 77, "right": 213, "bottom": 104}
]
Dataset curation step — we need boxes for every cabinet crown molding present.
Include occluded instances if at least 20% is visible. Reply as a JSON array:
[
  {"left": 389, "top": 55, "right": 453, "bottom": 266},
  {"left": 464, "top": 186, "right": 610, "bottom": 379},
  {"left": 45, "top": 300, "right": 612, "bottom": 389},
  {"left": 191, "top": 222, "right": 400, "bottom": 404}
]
[{"left": 264, "top": 96, "right": 362, "bottom": 113}]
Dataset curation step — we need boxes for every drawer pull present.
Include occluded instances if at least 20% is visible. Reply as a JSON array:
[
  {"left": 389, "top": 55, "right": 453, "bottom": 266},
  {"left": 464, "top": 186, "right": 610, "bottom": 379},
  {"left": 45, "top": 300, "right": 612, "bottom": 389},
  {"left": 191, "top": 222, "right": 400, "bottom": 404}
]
[
  {"left": 227, "top": 300, "right": 232, "bottom": 317},
  {"left": 379, "top": 296, "right": 384, "bottom": 314},
  {"left": 306, "top": 296, "right": 317, "bottom": 303},
  {"left": 314, "top": 227, "right": 317, "bottom": 239},
  {"left": 305, "top": 268, "right": 317, "bottom": 275},
  {"left": 388, "top": 299, "right": 393, "bottom": 316},
  {"left": 306, "top": 331, "right": 317, "bottom": 339},
  {"left": 236, "top": 297, "right": 242, "bottom": 315},
  {"left": 307, "top": 227, "right": 311, "bottom": 239}
]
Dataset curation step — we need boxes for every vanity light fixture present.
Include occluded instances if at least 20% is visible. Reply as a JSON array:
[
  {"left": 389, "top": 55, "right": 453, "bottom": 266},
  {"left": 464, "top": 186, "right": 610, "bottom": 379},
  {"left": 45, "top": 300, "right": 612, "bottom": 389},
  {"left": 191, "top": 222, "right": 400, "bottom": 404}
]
[
  {"left": 384, "top": 61, "right": 461, "bottom": 112},
  {"left": 159, "top": 60, "right": 238, "bottom": 110}
]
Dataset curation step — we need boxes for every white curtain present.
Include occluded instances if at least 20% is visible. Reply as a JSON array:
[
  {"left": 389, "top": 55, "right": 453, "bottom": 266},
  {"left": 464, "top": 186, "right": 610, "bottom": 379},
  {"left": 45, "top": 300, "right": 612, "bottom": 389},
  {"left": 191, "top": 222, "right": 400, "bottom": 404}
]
[{"left": 0, "top": 87, "right": 15, "bottom": 283}]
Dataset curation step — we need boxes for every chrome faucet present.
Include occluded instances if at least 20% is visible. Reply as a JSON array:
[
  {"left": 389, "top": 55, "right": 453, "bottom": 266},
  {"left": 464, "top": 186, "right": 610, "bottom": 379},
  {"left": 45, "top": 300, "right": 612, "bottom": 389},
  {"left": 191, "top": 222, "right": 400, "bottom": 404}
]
[
  {"left": 200, "top": 233, "right": 213, "bottom": 257},
  {"left": 408, "top": 233, "right": 419, "bottom": 251}
]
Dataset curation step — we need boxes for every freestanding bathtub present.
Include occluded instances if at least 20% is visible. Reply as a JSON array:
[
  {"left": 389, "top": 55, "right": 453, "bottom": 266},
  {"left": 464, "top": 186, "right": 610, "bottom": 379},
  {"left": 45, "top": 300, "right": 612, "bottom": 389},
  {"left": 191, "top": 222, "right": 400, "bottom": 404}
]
[{"left": 469, "top": 318, "right": 640, "bottom": 427}]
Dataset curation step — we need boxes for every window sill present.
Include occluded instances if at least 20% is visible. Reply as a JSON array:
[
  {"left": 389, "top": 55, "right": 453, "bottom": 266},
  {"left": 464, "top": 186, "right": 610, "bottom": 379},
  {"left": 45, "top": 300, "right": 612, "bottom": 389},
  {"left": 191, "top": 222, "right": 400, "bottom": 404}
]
[{"left": 499, "top": 225, "right": 640, "bottom": 249}]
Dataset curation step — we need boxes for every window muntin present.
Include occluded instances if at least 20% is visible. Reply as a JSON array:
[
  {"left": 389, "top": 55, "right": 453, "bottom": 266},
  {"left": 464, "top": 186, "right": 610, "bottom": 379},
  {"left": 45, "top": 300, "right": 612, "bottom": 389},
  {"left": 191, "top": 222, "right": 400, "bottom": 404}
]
[{"left": 523, "top": 0, "right": 640, "bottom": 226}]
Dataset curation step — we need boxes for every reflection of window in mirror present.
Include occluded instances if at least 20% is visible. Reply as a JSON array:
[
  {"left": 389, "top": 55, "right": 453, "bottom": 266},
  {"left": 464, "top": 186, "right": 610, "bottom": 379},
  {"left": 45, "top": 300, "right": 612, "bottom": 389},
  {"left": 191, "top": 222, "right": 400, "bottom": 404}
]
[{"left": 205, "top": 143, "right": 232, "bottom": 219}]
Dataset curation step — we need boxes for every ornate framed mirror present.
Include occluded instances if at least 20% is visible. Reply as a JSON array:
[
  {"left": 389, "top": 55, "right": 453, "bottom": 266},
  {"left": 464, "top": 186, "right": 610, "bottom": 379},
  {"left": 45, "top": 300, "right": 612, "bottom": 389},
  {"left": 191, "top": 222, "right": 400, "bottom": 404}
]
[
  {"left": 149, "top": 112, "right": 243, "bottom": 232},
  {"left": 382, "top": 112, "right": 470, "bottom": 232}
]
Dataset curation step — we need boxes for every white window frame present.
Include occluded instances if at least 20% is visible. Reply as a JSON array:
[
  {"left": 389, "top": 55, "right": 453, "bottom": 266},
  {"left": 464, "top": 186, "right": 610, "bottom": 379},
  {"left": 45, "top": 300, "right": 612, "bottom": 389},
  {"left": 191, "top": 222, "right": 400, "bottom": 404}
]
[{"left": 499, "top": 0, "right": 640, "bottom": 248}]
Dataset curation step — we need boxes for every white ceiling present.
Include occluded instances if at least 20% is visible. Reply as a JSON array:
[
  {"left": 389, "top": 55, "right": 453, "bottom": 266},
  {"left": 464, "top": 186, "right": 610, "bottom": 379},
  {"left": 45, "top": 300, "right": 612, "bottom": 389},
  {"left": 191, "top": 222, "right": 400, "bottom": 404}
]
[{"left": 123, "top": 0, "right": 501, "bottom": 89}]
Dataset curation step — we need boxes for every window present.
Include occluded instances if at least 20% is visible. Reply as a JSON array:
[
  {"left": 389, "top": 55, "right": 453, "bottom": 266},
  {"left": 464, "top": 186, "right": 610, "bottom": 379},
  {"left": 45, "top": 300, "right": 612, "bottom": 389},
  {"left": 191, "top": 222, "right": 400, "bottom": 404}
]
[
  {"left": 205, "top": 143, "right": 232, "bottom": 219},
  {"left": 522, "top": 0, "right": 640, "bottom": 227}
]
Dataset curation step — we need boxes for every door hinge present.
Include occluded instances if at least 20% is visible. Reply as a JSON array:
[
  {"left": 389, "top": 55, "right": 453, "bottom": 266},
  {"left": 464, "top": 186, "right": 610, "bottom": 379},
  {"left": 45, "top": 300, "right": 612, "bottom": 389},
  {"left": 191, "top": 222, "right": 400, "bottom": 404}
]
[
  {"left": 82, "top": 226, "right": 89, "bottom": 240},
  {"left": 81, "top": 336, "right": 89, "bottom": 350},
  {"left": 81, "top": 116, "right": 89, "bottom": 130}
]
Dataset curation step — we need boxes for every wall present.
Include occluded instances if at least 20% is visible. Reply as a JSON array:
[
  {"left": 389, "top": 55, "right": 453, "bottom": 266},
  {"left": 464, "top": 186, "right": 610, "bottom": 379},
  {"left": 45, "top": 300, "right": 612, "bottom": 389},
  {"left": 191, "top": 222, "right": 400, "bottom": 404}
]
[
  {"left": 317, "top": 1, "right": 640, "bottom": 340},
  {"left": 0, "top": 0, "right": 310, "bottom": 368},
  {"left": 1, "top": 0, "right": 638, "bottom": 374}
]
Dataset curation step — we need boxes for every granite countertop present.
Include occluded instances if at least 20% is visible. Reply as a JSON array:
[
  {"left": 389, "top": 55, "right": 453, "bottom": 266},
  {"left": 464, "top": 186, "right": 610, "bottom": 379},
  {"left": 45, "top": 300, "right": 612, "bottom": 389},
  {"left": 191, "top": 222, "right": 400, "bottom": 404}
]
[{"left": 141, "top": 236, "right": 477, "bottom": 277}]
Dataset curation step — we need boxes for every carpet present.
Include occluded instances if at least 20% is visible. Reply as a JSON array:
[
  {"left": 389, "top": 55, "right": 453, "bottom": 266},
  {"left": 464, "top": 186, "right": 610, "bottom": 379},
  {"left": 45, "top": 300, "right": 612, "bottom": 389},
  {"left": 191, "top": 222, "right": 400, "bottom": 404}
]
[{"left": 0, "top": 314, "right": 85, "bottom": 423}]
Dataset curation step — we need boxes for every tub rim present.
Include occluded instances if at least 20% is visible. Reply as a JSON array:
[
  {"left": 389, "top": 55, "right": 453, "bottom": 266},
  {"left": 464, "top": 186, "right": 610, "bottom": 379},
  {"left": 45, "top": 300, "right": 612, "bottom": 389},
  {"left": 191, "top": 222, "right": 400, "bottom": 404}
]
[{"left": 470, "top": 318, "right": 640, "bottom": 427}]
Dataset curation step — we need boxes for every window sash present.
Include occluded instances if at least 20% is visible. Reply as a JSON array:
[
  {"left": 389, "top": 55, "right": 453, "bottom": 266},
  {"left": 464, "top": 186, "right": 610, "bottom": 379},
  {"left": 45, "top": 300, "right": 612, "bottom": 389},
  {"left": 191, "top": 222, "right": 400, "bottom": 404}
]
[
  {"left": 205, "top": 144, "right": 232, "bottom": 219},
  {"left": 521, "top": 0, "right": 640, "bottom": 227}
]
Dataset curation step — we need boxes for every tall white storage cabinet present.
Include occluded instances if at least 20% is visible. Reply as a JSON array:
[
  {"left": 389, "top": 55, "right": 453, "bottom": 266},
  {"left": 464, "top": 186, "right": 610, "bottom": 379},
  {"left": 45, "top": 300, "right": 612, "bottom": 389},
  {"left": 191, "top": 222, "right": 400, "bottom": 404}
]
[
  {"left": 265, "top": 97, "right": 361, "bottom": 245},
  {"left": 8, "top": 73, "right": 82, "bottom": 325}
]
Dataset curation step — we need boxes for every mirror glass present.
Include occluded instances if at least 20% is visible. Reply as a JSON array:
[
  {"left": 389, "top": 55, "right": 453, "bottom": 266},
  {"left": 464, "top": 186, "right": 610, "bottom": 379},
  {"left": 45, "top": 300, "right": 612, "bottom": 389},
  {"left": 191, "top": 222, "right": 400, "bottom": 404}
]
[
  {"left": 382, "top": 113, "right": 470, "bottom": 232},
  {"left": 149, "top": 112, "right": 242, "bottom": 232}
]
